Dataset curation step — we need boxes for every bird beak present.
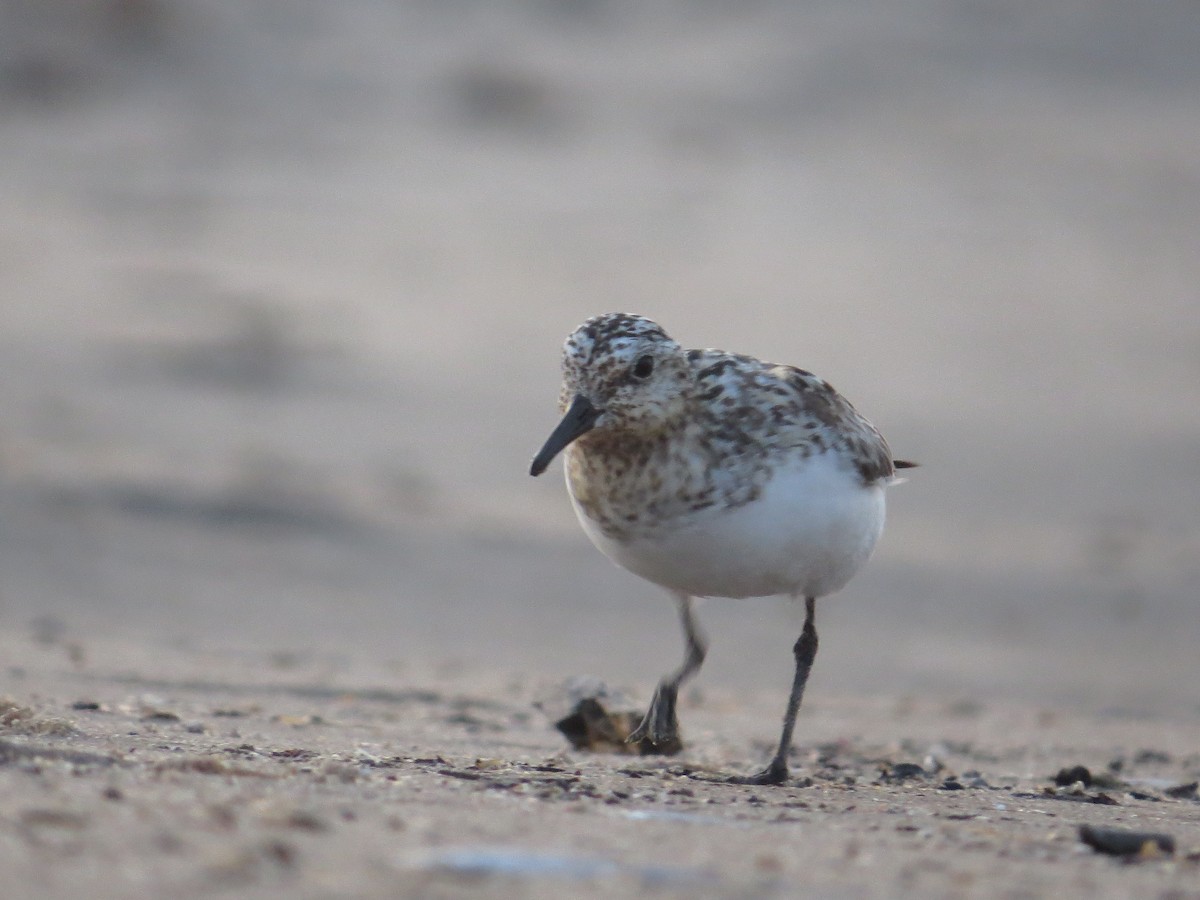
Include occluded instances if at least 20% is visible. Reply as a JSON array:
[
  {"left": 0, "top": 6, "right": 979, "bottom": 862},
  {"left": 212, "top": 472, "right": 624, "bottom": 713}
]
[{"left": 530, "top": 394, "right": 601, "bottom": 476}]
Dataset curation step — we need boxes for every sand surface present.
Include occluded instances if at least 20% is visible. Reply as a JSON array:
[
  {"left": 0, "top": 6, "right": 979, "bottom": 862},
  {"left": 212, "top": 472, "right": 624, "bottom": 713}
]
[
  {"left": 1, "top": 1, "right": 1198, "bottom": 896},
  {"left": 3, "top": 633, "right": 1199, "bottom": 899}
]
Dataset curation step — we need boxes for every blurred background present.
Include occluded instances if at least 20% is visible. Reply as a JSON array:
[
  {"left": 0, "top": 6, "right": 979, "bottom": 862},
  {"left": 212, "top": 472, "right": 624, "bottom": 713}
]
[{"left": 1, "top": 1, "right": 1196, "bottom": 714}]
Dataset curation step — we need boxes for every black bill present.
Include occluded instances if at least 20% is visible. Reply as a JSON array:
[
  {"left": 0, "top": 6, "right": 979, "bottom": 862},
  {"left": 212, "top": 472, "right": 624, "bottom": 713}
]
[{"left": 530, "top": 394, "right": 600, "bottom": 476}]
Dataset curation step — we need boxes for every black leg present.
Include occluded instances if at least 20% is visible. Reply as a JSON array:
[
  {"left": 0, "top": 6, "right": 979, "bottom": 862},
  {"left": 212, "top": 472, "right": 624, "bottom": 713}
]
[
  {"left": 628, "top": 593, "right": 707, "bottom": 749},
  {"left": 728, "top": 595, "right": 818, "bottom": 786}
]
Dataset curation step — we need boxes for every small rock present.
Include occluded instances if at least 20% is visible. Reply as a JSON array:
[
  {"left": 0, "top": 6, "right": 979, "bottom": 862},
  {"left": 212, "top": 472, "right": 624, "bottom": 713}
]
[
  {"left": 879, "top": 763, "right": 926, "bottom": 783},
  {"left": 1053, "top": 765, "right": 1092, "bottom": 787},
  {"left": 140, "top": 708, "right": 181, "bottom": 723},
  {"left": 554, "top": 697, "right": 681, "bottom": 756},
  {"left": 1165, "top": 781, "right": 1198, "bottom": 800},
  {"left": 1078, "top": 824, "right": 1174, "bottom": 857}
]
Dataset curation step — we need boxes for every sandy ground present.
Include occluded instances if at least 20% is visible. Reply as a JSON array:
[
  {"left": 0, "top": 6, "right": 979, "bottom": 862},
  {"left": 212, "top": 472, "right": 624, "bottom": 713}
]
[
  {"left": 2, "top": 632, "right": 1199, "bottom": 899},
  {"left": 1, "top": 1, "right": 1199, "bottom": 896}
]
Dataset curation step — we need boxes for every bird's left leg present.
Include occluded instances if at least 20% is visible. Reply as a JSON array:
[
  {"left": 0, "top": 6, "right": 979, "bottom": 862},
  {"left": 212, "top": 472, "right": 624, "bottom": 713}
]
[
  {"left": 628, "top": 592, "right": 707, "bottom": 749},
  {"left": 728, "top": 595, "right": 818, "bottom": 786}
]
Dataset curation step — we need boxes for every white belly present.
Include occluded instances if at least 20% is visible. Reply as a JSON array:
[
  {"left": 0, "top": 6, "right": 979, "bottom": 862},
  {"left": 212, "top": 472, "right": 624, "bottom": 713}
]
[{"left": 570, "top": 452, "right": 886, "bottom": 600}]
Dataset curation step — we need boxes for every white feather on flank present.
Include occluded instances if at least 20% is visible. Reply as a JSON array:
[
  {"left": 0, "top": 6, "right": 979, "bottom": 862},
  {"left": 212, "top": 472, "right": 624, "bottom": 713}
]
[{"left": 572, "top": 449, "right": 887, "bottom": 600}]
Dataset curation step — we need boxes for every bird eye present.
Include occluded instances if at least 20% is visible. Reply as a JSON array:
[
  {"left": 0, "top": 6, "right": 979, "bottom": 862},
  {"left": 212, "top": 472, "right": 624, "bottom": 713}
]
[{"left": 632, "top": 355, "right": 654, "bottom": 379}]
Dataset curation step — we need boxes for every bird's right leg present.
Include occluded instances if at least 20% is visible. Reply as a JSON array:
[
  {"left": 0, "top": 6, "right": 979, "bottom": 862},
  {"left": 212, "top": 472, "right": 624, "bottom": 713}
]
[{"left": 628, "top": 592, "right": 707, "bottom": 749}]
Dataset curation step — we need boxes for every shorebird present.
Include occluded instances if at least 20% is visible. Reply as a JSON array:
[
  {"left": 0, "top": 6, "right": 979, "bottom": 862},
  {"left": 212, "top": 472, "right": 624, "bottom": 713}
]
[{"left": 531, "top": 313, "right": 913, "bottom": 784}]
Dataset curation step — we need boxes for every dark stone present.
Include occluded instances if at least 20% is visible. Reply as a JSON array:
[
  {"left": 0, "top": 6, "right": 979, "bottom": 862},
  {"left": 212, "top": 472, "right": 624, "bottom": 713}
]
[
  {"left": 879, "top": 762, "right": 926, "bottom": 783},
  {"left": 1165, "top": 781, "right": 1198, "bottom": 800},
  {"left": 1053, "top": 765, "right": 1093, "bottom": 786},
  {"left": 1079, "top": 824, "right": 1175, "bottom": 857}
]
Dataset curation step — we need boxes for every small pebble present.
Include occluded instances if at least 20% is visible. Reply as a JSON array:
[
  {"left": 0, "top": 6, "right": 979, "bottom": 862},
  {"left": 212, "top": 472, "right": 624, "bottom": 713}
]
[
  {"left": 1053, "top": 765, "right": 1092, "bottom": 787},
  {"left": 1078, "top": 824, "right": 1174, "bottom": 857},
  {"left": 1165, "top": 782, "right": 1197, "bottom": 800},
  {"left": 880, "top": 763, "right": 926, "bottom": 783}
]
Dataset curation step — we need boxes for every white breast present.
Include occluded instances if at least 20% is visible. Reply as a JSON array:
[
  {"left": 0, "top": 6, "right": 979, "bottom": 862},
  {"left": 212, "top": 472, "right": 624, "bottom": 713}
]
[{"left": 569, "top": 452, "right": 886, "bottom": 600}]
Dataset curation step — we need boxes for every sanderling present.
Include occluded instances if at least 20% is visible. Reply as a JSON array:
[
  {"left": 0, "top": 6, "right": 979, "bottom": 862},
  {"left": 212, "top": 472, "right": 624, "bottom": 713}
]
[{"left": 530, "top": 313, "right": 914, "bottom": 785}]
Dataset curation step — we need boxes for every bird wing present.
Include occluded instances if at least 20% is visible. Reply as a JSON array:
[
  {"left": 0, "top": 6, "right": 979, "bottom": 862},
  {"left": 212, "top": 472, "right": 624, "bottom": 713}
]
[{"left": 689, "top": 351, "right": 898, "bottom": 485}]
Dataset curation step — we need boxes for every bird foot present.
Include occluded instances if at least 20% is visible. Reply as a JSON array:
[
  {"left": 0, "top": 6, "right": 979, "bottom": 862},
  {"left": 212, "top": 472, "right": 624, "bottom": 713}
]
[
  {"left": 626, "top": 684, "right": 679, "bottom": 749},
  {"left": 725, "top": 759, "right": 789, "bottom": 786}
]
